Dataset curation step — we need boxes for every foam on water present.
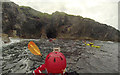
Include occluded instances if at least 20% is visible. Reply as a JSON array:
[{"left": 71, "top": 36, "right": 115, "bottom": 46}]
[
  {"left": 3, "top": 37, "right": 21, "bottom": 46},
  {"left": 2, "top": 37, "right": 41, "bottom": 47}
]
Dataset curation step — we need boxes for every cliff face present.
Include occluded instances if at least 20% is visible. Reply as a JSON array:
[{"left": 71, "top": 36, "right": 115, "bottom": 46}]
[
  {"left": 2, "top": 2, "right": 26, "bottom": 36},
  {"left": 2, "top": 2, "right": 120, "bottom": 41}
]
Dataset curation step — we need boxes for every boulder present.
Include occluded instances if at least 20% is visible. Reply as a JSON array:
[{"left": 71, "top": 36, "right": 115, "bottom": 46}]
[{"left": 2, "top": 34, "right": 10, "bottom": 43}]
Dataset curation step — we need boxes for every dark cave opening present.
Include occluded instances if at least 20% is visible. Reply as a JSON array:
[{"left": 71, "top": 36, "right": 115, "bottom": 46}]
[
  {"left": 46, "top": 27, "right": 57, "bottom": 39},
  {"left": 46, "top": 31, "right": 57, "bottom": 39}
]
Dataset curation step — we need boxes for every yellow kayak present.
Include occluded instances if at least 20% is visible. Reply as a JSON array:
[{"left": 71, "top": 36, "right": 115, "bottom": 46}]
[
  {"left": 85, "top": 42, "right": 100, "bottom": 48},
  {"left": 91, "top": 45, "right": 100, "bottom": 48}
]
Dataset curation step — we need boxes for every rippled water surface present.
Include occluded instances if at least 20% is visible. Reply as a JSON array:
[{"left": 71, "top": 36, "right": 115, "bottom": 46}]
[{"left": 1, "top": 39, "right": 119, "bottom": 74}]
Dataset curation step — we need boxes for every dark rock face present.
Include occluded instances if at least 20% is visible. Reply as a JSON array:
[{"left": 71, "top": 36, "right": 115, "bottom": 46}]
[{"left": 2, "top": 2, "right": 120, "bottom": 41}]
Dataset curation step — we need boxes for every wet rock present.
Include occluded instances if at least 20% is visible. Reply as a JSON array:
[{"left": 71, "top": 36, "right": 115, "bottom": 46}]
[{"left": 2, "top": 34, "right": 10, "bottom": 43}]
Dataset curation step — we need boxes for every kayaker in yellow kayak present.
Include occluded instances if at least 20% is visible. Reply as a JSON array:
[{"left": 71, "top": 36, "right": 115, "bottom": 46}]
[{"left": 83, "top": 41, "right": 100, "bottom": 48}]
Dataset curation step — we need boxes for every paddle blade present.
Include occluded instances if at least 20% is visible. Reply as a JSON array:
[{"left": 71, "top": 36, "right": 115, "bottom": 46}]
[{"left": 28, "top": 41, "right": 42, "bottom": 56}]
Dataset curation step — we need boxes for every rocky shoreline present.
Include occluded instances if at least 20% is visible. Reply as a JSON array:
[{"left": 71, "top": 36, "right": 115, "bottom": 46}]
[{"left": 1, "top": 39, "right": 119, "bottom": 74}]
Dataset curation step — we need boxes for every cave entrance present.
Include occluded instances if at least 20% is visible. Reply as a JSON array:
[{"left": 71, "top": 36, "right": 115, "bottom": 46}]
[
  {"left": 46, "top": 31, "right": 57, "bottom": 39},
  {"left": 46, "top": 28, "right": 57, "bottom": 39}
]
